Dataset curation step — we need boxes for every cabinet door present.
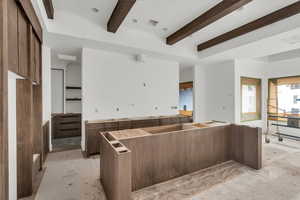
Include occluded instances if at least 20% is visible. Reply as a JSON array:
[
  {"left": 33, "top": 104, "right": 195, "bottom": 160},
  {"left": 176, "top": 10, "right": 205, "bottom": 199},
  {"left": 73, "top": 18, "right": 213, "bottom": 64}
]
[
  {"left": 8, "top": 0, "right": 19, "bottom": 73},
  {"left": 34, "top": 36, "right": 41, "bottom": 84},
  {"left": 29, "top": 26, "right": 36, "bottom": 81},
  {"left": 30, "top": 29, "right": 41, "bottom": 83},
  {"left": 18, "top": 9, "right": 30, "bottom": 77}
]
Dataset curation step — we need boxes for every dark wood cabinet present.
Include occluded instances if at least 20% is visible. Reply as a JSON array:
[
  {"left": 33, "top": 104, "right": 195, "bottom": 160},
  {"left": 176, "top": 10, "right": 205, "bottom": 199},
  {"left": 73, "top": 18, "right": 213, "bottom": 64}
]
[
  {"left": 18, "top": 10, "right": 30, "bottom": 77},
  {"left": 8, "top": 0, "right": 19, "bottom": 73},
  {"left": 30, "top": 30, "right": 41, "bottom": 83},
  {"left": 16, "top": 79, "right": 33, "bottom": 198},
  {"left": 4, "top": 0, "right": 43, "bottom": 199},
  {"left": 34, "top": 34, "right": 41, "bottom": 83},
  {"left": 85, "top": 115, "right": 193, "bottom": 156},
  {"left": 8, "top": 0, "right": 41, "bottom": 83},
  {"left": 52, "top": 114, "right": 82, "bottom": 139}
]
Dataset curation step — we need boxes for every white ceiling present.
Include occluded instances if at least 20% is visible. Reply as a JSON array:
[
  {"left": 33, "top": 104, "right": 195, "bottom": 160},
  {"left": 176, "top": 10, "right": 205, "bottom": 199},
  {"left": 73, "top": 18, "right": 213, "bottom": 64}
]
[
  {"left": 44, "top": 0, "right": 300, "bottom": 66},
  {"left": 52, "top": 0, "right": 299, "bottom": 48}
]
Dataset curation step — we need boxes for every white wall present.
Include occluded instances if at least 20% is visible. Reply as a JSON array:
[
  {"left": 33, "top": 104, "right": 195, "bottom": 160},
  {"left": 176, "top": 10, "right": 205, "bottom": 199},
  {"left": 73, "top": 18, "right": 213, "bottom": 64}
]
[
  {"left": 65, "top": 63, "right": 82, "bottom": 113},
  {"left": 81, "top": 48, "right": 179, "bottom": 150},
  {"left": 180, "top": 67, "right": 194, "bottom": 83},
  {"left": 42, "top": 46, "right": 53, "bottom": 151},
  {"left": 8, "top": 72, "right": 19, "bottom": 200},
  {"left": 42, "top": 46, "right": 52, "bottom": 123},
  {"left": 234, "top": 59, "right": 267, "bottom": 130},
  {"left": 194, "top": 61, "right": 235, "bottom": 123},
  {"left": 51, "top": 62, "right": 82, "bottom": 114}
]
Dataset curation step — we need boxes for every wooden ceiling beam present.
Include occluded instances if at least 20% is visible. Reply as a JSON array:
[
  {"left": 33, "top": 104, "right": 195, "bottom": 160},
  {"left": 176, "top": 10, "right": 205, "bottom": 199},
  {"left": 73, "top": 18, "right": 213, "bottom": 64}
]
[
  {"left": 107, "top": 0, "right": 136, "bottom": 33},
  {"left": 167, "top": 0, "right": 253, "bottom": 45},
  {"left": 42, "top": 0, "right": 54, "bottom": 19},
  {"left": 198, "top": 1, "right": 300, "bottom": 52}
]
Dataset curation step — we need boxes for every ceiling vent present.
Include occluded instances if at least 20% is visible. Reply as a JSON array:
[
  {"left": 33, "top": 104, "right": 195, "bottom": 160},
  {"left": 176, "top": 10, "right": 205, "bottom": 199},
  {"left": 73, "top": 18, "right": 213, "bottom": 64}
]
[{"left": 58, "top": 54, "right": 77, "bottom": 62}]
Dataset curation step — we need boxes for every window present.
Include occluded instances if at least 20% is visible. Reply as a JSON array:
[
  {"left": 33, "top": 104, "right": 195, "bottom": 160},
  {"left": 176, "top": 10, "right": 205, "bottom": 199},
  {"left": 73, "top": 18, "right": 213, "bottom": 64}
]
[
  {"left": 268, "top": 76, "right": 300, "bottom": 120},
  {"left": 241, "top": 77, "right": 261, "bottom": 122},
  {"left": 294, "top": 95, "right": 299, "bottom": 104}
]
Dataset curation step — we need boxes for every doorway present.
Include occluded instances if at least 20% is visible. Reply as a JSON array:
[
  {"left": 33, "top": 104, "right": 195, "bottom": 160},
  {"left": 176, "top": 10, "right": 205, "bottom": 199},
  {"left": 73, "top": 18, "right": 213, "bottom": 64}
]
[
  {"left": 51, "top": 69, "right": 64, "bottom": 114},
  {"left": 51, "top": 65, "right": 82, "bottom": 151},
  {"left": 179, "top": 82, "right": 193, "bottom": 117}
]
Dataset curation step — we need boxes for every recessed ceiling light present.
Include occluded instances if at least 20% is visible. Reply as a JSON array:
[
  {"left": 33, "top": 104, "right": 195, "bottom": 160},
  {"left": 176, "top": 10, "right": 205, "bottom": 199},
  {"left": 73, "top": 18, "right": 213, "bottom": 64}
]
[
  {"left": 92, "top": 8, "right": 99, "bottom": 13},
  {"left": 132, "top": 19, "right": 138, "bottom": 23}
]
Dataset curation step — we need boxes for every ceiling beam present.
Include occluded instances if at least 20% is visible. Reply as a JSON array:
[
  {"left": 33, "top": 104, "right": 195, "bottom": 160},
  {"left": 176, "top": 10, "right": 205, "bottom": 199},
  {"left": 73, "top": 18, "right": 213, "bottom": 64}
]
[
  {"left": 166, "top": 0, "right": 253, "bottom": 45},
  {"left": 198, "top": 1, "right": 300, "bottom": 52},
  {"left": 42, "top": 0, "right": 54, "bottom": 19},
  {"left": 107, "top": 0, "right": 136, "bottom": 33}
]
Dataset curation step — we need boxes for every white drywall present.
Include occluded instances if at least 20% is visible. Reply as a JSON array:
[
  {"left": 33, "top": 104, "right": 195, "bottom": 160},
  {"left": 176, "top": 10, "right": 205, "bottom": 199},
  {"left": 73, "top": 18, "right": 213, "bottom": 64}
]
[
  {"left": 65, "top": 63, "right": 82, "bottom": 113},
  {"left": 81, "top": 48, "right": 179, "bottom": 150},
  {"left": 42, "top": 46, "right": 52, "bottom": 123},
  {"left": 264, "top": 57, "right": 300, "bottom": 78},
  {"left": 42, "top": 46, "right": 52, "bottom": 151},
  {"left": 8, "top": 72, "right": 22, "bottom": 200},
  {"left": 194, "top": 61, "right": 235, "bottom": 123},
  {"left": 234, "top": 59, "right": 267, "bottom": 130},
  {"left": 51, "top": 69, "right": 64, "bottom": 114},
  {"left": 180, "top": 67, "right": 194, "bottom": 83}
]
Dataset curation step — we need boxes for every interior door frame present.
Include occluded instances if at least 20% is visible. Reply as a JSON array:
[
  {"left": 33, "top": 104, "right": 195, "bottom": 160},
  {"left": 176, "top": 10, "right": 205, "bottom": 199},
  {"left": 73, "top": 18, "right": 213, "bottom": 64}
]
[{"left": 51, "top": 68, "right": 65, "bottom": 114}]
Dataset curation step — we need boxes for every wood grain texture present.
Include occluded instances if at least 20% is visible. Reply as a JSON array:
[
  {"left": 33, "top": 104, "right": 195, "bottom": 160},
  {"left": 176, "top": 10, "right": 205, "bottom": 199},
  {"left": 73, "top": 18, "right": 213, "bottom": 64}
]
[
  {"left": 107, "top": 0, "right": 136, "bottom": 33},
  {"left": 16, "top": 0, "right": 42, "bottom": 42},
  {"left": 167, "top": 0, "right": 252, "bottom": 45},
  {"left": 100, "top": 124, "right": 262, "bottom": 199},
  {"left": 7, "top": 0, "right": 19, "bottom": 73},
  {"left": 230, "top": 124, "right": 262, "bottom": 169},
  {"left": 43, "top": 121, "right": 50, "bottom": 163},
  {"left": 52, "top": 114, "right": 82, "bottom": 139},
  {"left": 32, "top": 85, "right": 43, "bottom": 155},
  {"left": 198, "top": 1, "right": 300, "bottom": 51},
  {"left": 18, "top": 8, "right": 30, "bottom": 77},
  {"left": 34, "top": 33, "right": 41, "bottom": 83},
  {"left": 85, "top": 115, "right": 193, "bottom": 156},
  {"left": 120, "top": 126, "right": 230, "bottom": 191},
  {"left": 0, "top": 0, "right": 9, "bottom": 198},
  {"left": 16, "top": 79, "right": 33, "bottom": 198},
  {"left": 42, "top": 0, "right": 54, "bottom": 19},
  {"left": 100, "top": 134, "right": 131, "bottom": 200}
]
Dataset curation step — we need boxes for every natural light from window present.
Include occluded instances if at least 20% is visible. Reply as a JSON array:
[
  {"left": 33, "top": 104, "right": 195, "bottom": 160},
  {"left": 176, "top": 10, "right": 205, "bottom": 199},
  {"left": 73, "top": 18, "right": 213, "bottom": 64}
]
[
  {"left": 242, "top": 85, "right": 256, "bottom": 113},
  {"left": 278, "top": 84, "right": 300, "bottom": 114}
]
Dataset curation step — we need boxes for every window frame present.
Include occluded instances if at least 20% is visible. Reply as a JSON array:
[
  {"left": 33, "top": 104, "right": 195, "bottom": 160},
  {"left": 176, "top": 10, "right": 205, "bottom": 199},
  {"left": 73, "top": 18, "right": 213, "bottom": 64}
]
[
  {"left": 268, "top": 75, "right": 300, "bottom": 121},
  {"left": 241, "top": 77, "right": 262, "bottom": 122}
]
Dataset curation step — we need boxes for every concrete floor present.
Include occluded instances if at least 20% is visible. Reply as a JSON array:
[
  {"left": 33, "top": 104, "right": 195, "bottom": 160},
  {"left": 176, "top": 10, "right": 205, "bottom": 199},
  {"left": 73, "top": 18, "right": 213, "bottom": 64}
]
[
  {"left": 32, "top": 137, "right": 300, "bottom": 200},
  {"left": 52, "top": 137, "right": 81, "bottom": 152}
]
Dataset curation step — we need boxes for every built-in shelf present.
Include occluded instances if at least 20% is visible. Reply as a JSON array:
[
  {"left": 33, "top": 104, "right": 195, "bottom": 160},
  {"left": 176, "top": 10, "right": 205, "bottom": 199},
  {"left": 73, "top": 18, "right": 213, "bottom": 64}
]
[
  {"left": 66, "top": 86, "right": 81, "bottom": 90},
  {"left": 66, "top": 98, "right": 82, "bottom": 102}
]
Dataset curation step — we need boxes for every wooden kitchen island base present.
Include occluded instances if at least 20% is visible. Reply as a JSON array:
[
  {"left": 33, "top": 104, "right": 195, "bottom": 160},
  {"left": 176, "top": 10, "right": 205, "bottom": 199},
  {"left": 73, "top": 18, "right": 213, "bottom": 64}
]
[{"left": 100, "top": 122, "right": 262, "bottom": 200}]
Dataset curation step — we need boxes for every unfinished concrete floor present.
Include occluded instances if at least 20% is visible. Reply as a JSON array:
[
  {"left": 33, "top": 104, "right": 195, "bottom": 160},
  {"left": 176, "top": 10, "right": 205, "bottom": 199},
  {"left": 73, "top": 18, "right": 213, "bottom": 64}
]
[{"left": 32, "top": 137, "right": 300, "bottom": 200}]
